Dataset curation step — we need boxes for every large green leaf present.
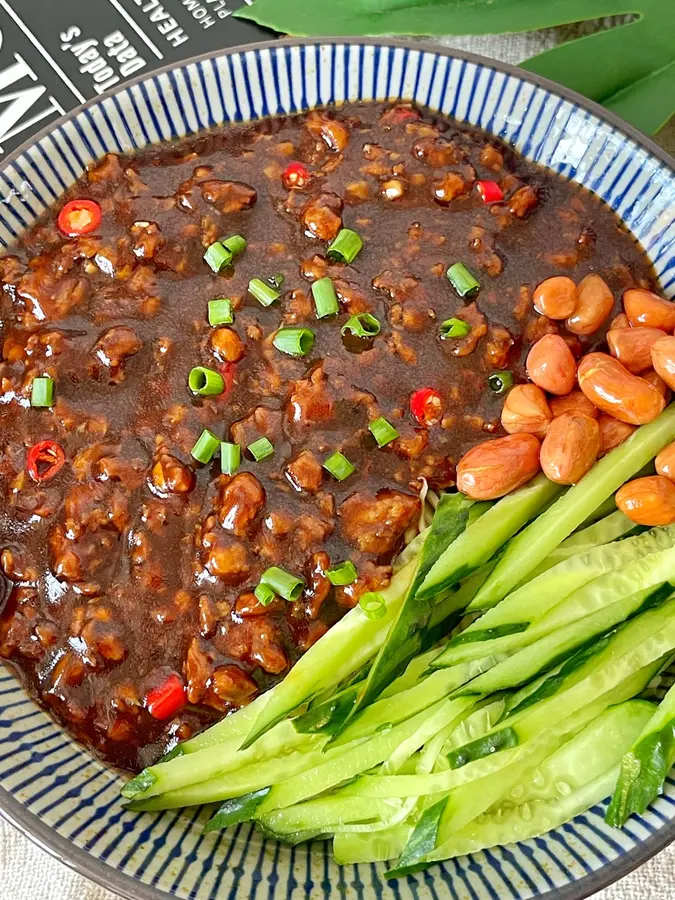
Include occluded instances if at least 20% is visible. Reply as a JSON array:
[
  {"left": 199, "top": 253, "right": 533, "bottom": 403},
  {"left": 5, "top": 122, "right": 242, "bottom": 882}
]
[{"left": 235, "top": 0, "right": 675, "bottom": 134}]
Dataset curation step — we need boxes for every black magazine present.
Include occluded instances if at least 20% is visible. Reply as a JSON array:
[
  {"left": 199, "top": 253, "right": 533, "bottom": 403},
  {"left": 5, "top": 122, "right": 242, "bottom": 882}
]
[{"left": 0, "top": 0, "right": 274, "bottom": 158}]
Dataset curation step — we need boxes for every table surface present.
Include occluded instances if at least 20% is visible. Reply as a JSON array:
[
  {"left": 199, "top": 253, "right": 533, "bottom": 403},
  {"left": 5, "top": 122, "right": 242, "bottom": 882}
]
[{"left": 2, "top": 26, "right": 675, "bottom": 900}]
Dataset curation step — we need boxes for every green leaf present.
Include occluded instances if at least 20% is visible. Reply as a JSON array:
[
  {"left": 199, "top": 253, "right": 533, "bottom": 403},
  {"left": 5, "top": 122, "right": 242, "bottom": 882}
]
[
  {"left": 236, "top": 0, "right": 675, "bottom": 134},
  {"left": 203, "top": 787, "right": 271, "bottom": 833},
  {"left": 385, "top": 797, "right": 448, "bottom": 878}
]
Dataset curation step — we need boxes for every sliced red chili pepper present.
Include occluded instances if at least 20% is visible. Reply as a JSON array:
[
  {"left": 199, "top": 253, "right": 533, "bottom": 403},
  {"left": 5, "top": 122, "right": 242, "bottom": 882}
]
[
  {"left": 216, "top": 361, "right": 236, "bottom": 399},
  {"left": 384, "top": 106, "right": 421, "bottom": 125},
  {"left": 410, "top": 388, "right": 443, "bottom": 427},
  {"left": 476, "top": 181, "right": 504, "bottom": 204},
  {"left": 146, "top": 673, "right": 186, "bottom": 720},
  {"left": 57, "top": 199, "right": 102, "bottom": 237},
  {"left": 26, "top": 440, "right": 66, "bottom": 483},
  {"left": 282, "top": 162, "right": 310, "bottom": 190}
]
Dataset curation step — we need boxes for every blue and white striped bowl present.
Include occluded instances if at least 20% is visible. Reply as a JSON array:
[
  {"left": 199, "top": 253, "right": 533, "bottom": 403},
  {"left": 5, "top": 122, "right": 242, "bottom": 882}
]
[{"left": 1, "top": 38, "right": 674, "bottom": 900}]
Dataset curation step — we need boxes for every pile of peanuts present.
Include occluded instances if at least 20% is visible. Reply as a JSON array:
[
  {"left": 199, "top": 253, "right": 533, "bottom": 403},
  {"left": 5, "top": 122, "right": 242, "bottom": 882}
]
[{"left": 457, "top": 276, "right": 675, "bottom": 527}]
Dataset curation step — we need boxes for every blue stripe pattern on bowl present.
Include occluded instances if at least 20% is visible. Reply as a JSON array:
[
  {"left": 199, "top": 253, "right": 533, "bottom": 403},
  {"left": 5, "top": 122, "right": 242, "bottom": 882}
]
[{"left": 1, "top": 39, "right": 675, "bottom": 900}]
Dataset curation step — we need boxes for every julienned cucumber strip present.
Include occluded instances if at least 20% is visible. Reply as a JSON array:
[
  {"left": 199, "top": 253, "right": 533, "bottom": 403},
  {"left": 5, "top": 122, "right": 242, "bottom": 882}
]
[
  {"left": 384, "top": 798, "right": 448, "bottom": 877},
  {"left": 333, "top": 825, "right": 411, "bottom": 864},
  {"left": 439, "top": 524, "right": 675, "bottom": 666},
  {"left": 417, "top": 475, "right": 562, "bottom": 601},
  {"left": 329, "top": 657, "right": 498, "bottom": 749},
  {"left": 463, "top": 578, "right": 675, "bottom": 696},
  {"left": 427, "top": 770, "right": 618, "bottom": 861},
  {"left": 242, "top": 557, "right": 418, "bottom": 750},
  {"left": 526, "top": 510, "right": 639, "bottom": 582},
  {"left": 472, "top": 404, "right": 675, "bottom": 609},
  {"left": 607, "top": 682, "right": 675, "bottom": 827},
  {"left": 293, "top": 683, "right": 364, "bottom": 735},
  {"left": 342, "top": 661, "right": 662, "bottom": 801},
  {"left": 255, "top": 696, "right": 476, "bottom": 816},
  {"left": 348, "top": 494, "right": 485, "bottom": 719}
]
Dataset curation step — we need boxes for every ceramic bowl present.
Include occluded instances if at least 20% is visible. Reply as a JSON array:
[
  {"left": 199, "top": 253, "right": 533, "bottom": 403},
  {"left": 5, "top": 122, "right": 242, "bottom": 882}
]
[{"left": 1, "top": 37, "right": 675, "bottom": 900}]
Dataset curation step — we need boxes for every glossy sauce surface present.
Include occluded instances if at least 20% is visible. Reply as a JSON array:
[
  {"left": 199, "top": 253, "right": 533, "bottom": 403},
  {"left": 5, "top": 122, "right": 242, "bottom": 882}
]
[{"left": 0, "top": 102, "right": 656, "bottom": 770}]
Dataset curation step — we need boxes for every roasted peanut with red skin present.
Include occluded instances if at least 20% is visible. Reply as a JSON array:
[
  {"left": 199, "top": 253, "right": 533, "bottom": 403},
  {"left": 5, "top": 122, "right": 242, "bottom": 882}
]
[
  {"left": 616, "top": 476, "right": 675, "bottom": 526},
  {"left": 597, "top": 414, "right": 636, "bottom": 456},
  {"left": 501, "top": 384, "right": 552, "bottom": 437},
  {"left": 650, "top": 335, "right": 675, "bottom": 390},
  {"left": 540, "top": 413, "right": 600, "bottom": 484},
  {"left": 549, "top": 390, "right": 599, "bottom": 420},
  {"left": 526, "top": 334, "right": 576, "bottom": 395},
  {"left": 656, "top": 441, "right": 675, "bottom": 481},
  {"left": 607, "top": 326, "right": 666, "bottom": 374},
  {"left": 532, "top": 276, "right": 577, "bottom": 320},
  {"left": 456, "top": 433, "right": 541, "bottom": 500},
  {"left": 641, "top": 369, "right": 670, "bottom": 400},
  {"left": 566, "top": 274, "right": 614, "bottom": 335},
  {"left": 577, "top": 352, "right": 665, "bottom": 425},
  {"left": 623, "top": 289, "right": 675, "bottom": 332}
]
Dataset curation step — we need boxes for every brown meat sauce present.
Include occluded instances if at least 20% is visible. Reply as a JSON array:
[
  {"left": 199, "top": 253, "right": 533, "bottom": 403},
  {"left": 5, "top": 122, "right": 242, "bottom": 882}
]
[{"left": 0, "top": 102, "right": 656, "bottom": 770}]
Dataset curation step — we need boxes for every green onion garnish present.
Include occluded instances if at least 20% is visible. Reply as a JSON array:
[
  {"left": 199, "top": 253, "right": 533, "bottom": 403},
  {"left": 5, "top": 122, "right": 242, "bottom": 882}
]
[
  {"left": 273, "top": 328, "right": 315, "bottom": 358},
  {"left": 327, "top": 228, "right": 364, "bottom": 264},
  {"left": 488, "top": 371, "right": 514, "bottom": 395},
  {"left": 221, "top": 234, "right": 246, "bottom": 258},
  {"left": 188, "top": 366, "right": 225, "bottom": 397},
  {"left": 254, "top": 582, "right": 277, "bottom": 606},
  {"left": 311, "top": 277, "right": 339, "bottom": 319},
  {"left": 191, "top": 429, "right": 220, "bottom": 463},
  {"left": 208, "top": 298, "right": 234, "bottom": 326},
  {"left": 440, "top": 317, "right": 471, "bottom": 339},
  {"left": 249, "top": 277, "right": 280, "bottom": 308},
  {"left": 359, "top": 592, "right": 386, "bottom": 620},
  {"left": 323, "top": 451, "right": 355, "bottom": 481},
  {"left": 204, "top": 241, "right": 232, "bottom": 273},
  {"left": 368, "top": 416, "right": 400, "bottom": 448},
  {"left": 446, "top": 262, "right": 480, "bottom": 298},
  {"left": 247, "top": 437, "right": 274, "bottom": 462},
  {"left": 268, "top": 273, "right": 285, "bottom": 290},
  {"left": 341, "top": 313, "right": 381, "bottom": 338},
  {"left": 326, "top": 561, "right": 358, "bottom": 586},
  {"left": 259, "top": 566, "right": 305, "bottom": 602},
  {"left": 221, "top": 442, "right": 241, "bottom": 475},
  {"left": 30, "top": 376, "right": 54, "bottom": 408}
]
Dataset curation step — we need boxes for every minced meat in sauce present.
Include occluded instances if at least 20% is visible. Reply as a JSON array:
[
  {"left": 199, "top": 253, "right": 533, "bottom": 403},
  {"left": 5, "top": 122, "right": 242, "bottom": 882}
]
[{"left": 0, "top": 102, "right": 657, "bottom": 770}]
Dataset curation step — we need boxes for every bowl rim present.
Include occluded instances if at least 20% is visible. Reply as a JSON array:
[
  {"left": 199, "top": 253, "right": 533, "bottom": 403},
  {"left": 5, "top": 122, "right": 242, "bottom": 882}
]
[{"left": 1, "top": 34, "right": 674, "bottom": 900}]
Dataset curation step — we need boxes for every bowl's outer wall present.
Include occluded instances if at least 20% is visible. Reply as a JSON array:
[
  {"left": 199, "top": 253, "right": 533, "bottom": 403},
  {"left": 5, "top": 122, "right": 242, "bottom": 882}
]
[{"left": 1, "top": 37, "right": 675, "bottom": 900}]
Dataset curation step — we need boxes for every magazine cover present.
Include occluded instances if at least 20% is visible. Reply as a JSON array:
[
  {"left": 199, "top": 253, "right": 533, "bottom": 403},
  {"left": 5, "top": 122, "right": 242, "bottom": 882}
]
[{"left": 0, "top": 0, "right": 274, "bottom": 158}]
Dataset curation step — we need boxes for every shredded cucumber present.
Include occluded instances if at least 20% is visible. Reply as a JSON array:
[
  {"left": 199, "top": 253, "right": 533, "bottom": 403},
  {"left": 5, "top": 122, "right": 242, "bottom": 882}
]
[
  {"left": 473, "top": 405, "right": 675, "bottom": 609},
  {"left": 417, "top": 475, "right": 562, "bottom": 601}
]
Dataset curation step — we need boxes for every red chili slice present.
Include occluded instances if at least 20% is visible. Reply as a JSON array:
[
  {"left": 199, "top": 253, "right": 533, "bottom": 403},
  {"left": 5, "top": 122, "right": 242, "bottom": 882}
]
[
  {"left": 26, "top": 440, "right": 66, "bottom": 483},
  {"left": 57, "top": 199, "right": 102, "bottom": 237},
  {"left": 476, "top": 181, "right": 504, "bottom": 204},
  {"left": 146, "top": 673, "right": 186, "bottom": 720},
  {"left": 282, "top": 162, "right": 309, "bottom": 190},
  {"left": 410, "top": 388, "right": 443, "bottom": 426}
]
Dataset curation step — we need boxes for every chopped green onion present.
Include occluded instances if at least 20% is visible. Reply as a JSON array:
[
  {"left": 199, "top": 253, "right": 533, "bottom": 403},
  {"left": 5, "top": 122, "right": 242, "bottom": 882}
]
[
  {"left": 208, "top": 298, "right": 234, "bottom": 326},
  {"left": 311, "top": 277, "right": 339, "bottom": 319},
  {"left": 327, "top": 228, "right": 364, "bottom": 264},
  {"left": 440, "top": 317, "right": 471, "bottom": 339},
  {"left": 446, "top": 262, "right": 480, "bottom": 298},
  {"left": 249, "top": 277, "right": 280, "bottom": 308},
  {"left": 259, "top": 566, "right": 305, "bottom": 602},
  {"left": 221, "top": 234, "right": 246, "bottom": 258},
  {"left": 254, "top": 582, "right": 277, "bottom": 606},
  {"left": 204, "top": 241, "right": 232, "bottom": 273},
  {"left": 268, "top": 273, "right": 285, "bottom": 290},
  {"left": 368, "top": 416, "right": 400, "bottom": 448},
  {"left": 273, "top": 328, "right": 315, "bottom": 358},
  {"left": 323, "top": 451, "right": 355, "bottom": 481},
  {"left": 488, "top": 371, "right": 514, "bottom": 395},
  {"left": 188, "top": 366, "right": 225, "bottom": 397},
  {"left": 30, "top": 376, "right": 54, "bottom": 408},
  {"left": 247, "top": 437, "right": 274, "bottom": 462},
  {"left": 221, "top": 442, "right": 241, "bottom": 475},
  {"left": 359, "top": 592, "right": 386, "bottom": 620},
  {"left": 191, "top": 429, "right": 219, "bottom": 463},
  {"left": 341, "top": 313, "right": 381, "bottom": 338},
  {"left": 326, "top": 561, "right": 358, "bottom": 586}
]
